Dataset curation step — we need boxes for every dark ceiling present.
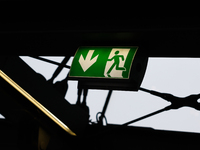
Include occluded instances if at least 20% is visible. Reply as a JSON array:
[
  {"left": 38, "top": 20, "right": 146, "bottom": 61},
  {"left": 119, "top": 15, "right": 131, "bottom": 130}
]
[{"left": 1, "top": 12, "right": 200, "bottom": 57}]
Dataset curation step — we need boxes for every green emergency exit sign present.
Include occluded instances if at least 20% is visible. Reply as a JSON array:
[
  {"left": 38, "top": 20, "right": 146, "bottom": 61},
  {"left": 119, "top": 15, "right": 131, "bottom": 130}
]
[{"left": 69, "top": 47, "right": 138, "bottom": 79}]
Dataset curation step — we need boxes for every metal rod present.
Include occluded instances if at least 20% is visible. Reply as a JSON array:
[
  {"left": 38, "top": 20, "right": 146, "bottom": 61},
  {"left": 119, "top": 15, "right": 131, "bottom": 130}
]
[
  {"left": 102, "top": 90, "right": 113, "bottom": 116},
  {"left": 48, "top": 57, "right": 70, "bottom": 83},
  {"left": 98, "top": 90, "right": 113, "bottom": 125},
  {"left": 82, "top": 88, "right": 88, "bottom": 105},
  {"left": 139, "top": 87, "right": 151, "bottom": 93},
  {"left": 29, "top": 56, "right": 71, "bottom": 69},
  {"left": 122, "top": 105, "right": 171, "bottom": 126},
  {"left": 76, "top": 87, "right": 82, "bottom": 105}
]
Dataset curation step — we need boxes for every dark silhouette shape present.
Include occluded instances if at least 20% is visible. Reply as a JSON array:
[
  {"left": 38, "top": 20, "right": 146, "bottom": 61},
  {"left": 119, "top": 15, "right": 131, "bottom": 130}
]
[
  {"left": 123, "top": 87, "right": 200, "bottom": 126},
  {"left": 47, "top": 57, "right": 70, "bottom": 97},
  {"left": 53, "top": 76, "right": 69, "bottom": 98},
  {"left": 107, "top": 51, "right": 126, "bottom": 77},
  {"left": 140, "top": 87, "right": 200, "bottom": 110},
  {"left": 76, "top": 87, "right": 90, "bottom": 115},
  {"left": 48, "top": 57, "right": 70, "bottom": 84}
]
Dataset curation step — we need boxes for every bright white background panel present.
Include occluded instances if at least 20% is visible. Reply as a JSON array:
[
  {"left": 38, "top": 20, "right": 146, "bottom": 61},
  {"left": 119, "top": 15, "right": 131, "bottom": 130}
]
[{"left": 19, "top": 56, "right": 200, "bottom": 133}]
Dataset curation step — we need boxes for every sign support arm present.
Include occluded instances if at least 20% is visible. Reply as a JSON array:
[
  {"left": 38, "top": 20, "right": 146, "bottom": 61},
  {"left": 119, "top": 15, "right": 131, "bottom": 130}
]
[{"left": 98, "top": 90, "right": 113, "bottom": 125}]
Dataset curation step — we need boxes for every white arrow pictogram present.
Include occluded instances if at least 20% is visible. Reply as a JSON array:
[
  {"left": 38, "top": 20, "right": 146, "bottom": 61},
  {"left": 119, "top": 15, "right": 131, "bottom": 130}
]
[{"left": 79, "top": 50, "right": 99, "bottom": 72}]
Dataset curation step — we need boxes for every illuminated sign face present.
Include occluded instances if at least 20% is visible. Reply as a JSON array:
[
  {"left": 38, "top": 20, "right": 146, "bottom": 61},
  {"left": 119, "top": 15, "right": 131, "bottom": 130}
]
[{"left": 70, "top": 47, "right": 138, "bottom": 79}]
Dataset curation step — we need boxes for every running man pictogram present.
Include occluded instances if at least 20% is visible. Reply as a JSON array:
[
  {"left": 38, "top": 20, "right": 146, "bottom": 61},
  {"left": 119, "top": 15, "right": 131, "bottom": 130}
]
[
  {"left": 70, "top": 47, "right": 136, "bottom": 79},
  {"left": 107, "top": 50, "right": 126, "bottom": 77}
]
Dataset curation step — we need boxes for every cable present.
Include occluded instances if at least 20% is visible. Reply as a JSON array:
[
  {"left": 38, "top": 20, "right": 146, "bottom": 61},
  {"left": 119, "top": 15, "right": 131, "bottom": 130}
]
[
  {"left": 29, "top": 56, "right": 71, "bottom": 69},
  {"left": 122, "top": 105, "right": 171, "bottom": 126},
  {"left": 140, "top": 87, "right": 200, "bottom": 110}
]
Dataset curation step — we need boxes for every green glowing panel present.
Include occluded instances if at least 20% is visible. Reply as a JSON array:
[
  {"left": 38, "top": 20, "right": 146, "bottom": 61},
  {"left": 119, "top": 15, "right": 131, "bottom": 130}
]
[{"left": 69, "top": 47, "right": 138, "bottom": 79}]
